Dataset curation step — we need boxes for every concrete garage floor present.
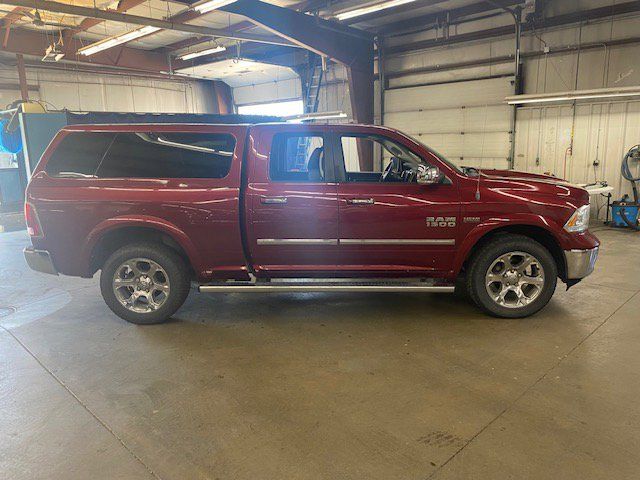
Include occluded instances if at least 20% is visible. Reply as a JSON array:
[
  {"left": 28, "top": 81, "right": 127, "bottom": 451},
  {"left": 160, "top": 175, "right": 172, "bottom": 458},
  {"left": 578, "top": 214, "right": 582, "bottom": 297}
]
[{"left": 1, "top": 228, "right": 639, "bottom": 480}]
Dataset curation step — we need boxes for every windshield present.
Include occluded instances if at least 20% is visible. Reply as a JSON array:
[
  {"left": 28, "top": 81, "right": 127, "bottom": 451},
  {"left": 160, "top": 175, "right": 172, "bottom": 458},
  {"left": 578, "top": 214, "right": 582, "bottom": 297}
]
[{"left": 411, "top": 139, "right": 465, "bottom": 176}]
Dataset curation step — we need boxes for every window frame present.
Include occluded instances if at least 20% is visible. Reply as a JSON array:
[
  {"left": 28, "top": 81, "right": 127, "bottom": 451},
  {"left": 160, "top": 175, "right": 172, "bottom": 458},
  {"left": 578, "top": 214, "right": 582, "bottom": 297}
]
[{"left": 267, "top": 132, "right": 337, "bottom": 183}]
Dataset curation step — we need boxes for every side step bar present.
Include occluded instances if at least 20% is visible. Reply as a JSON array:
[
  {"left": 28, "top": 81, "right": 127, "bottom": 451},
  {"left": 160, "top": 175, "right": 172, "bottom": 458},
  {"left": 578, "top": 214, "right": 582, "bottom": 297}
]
[{"left": 199, "top": 282, "right": 455, "bottom": 293}]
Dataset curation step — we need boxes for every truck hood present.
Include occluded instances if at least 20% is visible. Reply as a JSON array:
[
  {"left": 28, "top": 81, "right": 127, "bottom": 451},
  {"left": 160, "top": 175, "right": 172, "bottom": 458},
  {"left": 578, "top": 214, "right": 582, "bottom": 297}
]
[{"left": 478, "top": 169, "right": 589, "bottom": 206}]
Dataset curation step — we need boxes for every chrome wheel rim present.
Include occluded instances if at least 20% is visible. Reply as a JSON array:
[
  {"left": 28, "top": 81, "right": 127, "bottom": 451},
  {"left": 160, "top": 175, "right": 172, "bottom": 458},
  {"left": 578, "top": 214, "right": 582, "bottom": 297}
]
[
  {"left": 485, "top": 251, "right": 545, "bottom": 309},
  {"left": 113, "top": 258, "right": 170, "bottom": 313}
]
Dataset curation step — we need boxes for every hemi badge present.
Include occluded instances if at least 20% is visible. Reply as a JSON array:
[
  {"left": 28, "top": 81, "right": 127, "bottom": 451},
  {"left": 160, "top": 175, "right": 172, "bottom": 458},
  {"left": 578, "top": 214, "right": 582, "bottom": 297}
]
[{"left": 463, "top": 217, "right": 481, "bottom": 223}]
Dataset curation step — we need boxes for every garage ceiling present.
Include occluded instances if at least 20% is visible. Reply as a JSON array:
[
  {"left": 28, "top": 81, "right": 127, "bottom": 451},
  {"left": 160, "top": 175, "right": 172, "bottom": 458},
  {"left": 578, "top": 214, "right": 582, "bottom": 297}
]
[{"left": 0, "top": 0, "right": 508, "bottom": 77}]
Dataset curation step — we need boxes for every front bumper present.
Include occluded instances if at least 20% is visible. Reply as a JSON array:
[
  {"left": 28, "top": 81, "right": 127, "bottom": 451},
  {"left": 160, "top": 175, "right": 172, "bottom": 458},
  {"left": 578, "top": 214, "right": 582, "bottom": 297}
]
[
  {"left": 564, "top": 247, "right": 598, "bottom": 279},
  {"left": 24, "top": 247, "right": 58, "bottom": 275}
]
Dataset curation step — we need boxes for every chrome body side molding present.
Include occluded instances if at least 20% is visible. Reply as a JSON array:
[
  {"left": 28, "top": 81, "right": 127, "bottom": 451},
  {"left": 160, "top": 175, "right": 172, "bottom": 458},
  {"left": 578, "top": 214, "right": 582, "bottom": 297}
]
[
  {"left": 257, "top": 239, "right": 339, "bottom": 246},
  {"left": 339, "top": 238, "right": 455, "bottom": 245},
  {"left": 257, "top": 238, "right": 456, "bottom": 246}
]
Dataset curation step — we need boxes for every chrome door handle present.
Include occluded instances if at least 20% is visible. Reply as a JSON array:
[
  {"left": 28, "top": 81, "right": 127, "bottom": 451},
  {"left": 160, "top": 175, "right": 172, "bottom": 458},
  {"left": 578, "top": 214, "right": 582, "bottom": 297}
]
[
  {"left": 347, "top": 198, "right": 375, "bottom": 205},
  {"left": 261, "top": 196, "right": 288, "bottom": 205}
]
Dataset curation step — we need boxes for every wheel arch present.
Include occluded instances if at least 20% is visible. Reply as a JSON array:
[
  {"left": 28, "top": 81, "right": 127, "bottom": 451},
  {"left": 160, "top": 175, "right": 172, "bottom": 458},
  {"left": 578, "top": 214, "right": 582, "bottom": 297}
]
[
  {"left": 456, "top": 223, "right": 566, "bottom": 281},
  {"left": 82, "top": 216, "right": 201, "bottom": 277}
]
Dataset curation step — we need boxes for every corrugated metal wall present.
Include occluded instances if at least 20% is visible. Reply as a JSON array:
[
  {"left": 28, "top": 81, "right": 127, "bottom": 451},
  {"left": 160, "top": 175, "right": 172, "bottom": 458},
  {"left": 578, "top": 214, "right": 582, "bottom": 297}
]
[
  {"left": 512, "top": 10, "right": 640, "bottom": 218},
  {"left": 515, "top": 100, "right": 640, "bottom": 218},
  {"left": 0, "top": 67, "right": 216, "bottom": 113}
]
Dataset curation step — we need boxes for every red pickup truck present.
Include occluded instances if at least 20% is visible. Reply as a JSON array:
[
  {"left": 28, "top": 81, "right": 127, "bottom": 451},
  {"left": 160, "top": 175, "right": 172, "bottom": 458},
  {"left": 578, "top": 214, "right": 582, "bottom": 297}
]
[{"left": 24, "top": 122, "right": 599, "bottom": 324}]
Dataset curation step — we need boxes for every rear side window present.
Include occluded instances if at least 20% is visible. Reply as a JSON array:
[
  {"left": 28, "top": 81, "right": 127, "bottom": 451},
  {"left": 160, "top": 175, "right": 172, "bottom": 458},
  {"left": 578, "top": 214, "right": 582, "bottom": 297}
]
[
  {"left": 97, "top": 132, "right": 235, "bottom": 179},
  {"left": 45, "top": 132, "right": 115, "bottom": 178},
  {"left": 269, "top": 134, "right": 325, "bottom": 182}
]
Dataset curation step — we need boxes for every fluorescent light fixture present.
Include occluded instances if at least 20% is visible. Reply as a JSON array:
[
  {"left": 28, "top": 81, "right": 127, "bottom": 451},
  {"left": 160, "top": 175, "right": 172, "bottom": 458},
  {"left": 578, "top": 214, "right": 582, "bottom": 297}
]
[
  {"left": 335, "top": 0, "right": 417, "bottom": 20},
  {"left": 78, "top": 25, "right": 161, "bottom": 56},
  {"left": 178, "top": 45, "right": 226, "bottom": 61},
  {"left": 506, "top": 86, "right": 640, "bottom": 105},
  {"left": 42, "top": 44, "right": 64, "bottom": 62},
  {"left": 193, "top": 0, "right": 238, "bottom": 14},
  {"left": 284, "top": 111, "right": 348, "bottom": 122}
]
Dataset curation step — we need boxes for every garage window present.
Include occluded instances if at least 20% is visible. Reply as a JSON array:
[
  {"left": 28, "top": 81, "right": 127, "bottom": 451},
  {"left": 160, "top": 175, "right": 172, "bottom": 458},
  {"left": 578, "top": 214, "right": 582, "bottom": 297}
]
[
  {"left": 45, "top": 132, "right": 116, "bottom": 178},
  {"left": 96, "top": 132, "right": 235, "bottom": 179}
]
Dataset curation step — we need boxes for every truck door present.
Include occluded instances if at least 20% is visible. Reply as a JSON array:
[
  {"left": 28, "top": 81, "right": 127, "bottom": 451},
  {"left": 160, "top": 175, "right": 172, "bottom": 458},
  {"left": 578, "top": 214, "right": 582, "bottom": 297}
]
[
  {"left": 246, "top": 126, "right": 339, "bottom": 275},
  {"left": 333, "top": 128, "right": 460, "bottom": 275}
]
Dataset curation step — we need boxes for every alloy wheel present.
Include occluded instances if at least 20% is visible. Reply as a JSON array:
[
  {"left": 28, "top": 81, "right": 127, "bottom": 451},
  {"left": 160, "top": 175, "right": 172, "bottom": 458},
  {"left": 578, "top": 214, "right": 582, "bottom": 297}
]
[
  {"left": 485, "top": 251, "right": 545, "bottom": 309},
  {"left": 112, "top": 258, "right": 170, "bottom": 313}
]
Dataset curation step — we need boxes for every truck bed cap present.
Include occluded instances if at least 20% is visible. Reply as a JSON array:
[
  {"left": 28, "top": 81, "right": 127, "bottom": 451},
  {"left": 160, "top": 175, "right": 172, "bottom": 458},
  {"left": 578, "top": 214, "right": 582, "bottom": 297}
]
[{"left": 65, "top": 112, "right": 282, "bottom": 126}]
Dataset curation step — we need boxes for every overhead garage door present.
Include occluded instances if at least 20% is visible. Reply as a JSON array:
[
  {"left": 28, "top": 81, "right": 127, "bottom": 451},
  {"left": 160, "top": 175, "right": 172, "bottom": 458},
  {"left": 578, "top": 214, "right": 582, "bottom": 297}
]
[{"left": 384, "top": 76, "right": 514, "bottom": 170}]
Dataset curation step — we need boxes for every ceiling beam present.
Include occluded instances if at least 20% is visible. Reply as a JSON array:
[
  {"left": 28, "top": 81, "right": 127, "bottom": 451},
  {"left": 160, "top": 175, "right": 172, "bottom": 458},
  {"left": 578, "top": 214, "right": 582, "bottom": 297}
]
[
  {"left": 157, "top": 35, "right": 210, "bottom": 53},
  {"left": 155, "top": 20, "right": 258, "bottom": 53},
  {"left": 0, "top": 6, "right": 30, "bottom": 26},
  {"left": 141, "top": 0, "right": 260, "bottom": 49},
  {"left": 165, "top": 0, "right": 198, "bottom": 5},
  {"left": 155, "top": 0, "right": 342, "bottom": 55},
  {"left": 0, "top": 0, "right": 298, "bottom": 47},
  {"left": 291, "top": 0, "right": 332, "bottom": 13},
  {"left": 385, "top": 0, "right": 640, "bottom": 55},
  {"left": 221, "top": 0, "right": 373, "bottom": 66},
  {"left": 375, "top": 0, "right": 521, "bottom": 35},
  {"left": 62, "top": 0, "right": 148, "bottom": 42},
  {"left": 184, "top": 42, "right": 306, "bottom": 69},
  {"left": 0, "top": 26, "right": 171, "bottom": 72},
  {"left": 1, "top": 5, "right": 31, "bottom": 47},
  {"left": 341, "top": 0, "right": 450, "bottom": 25}
]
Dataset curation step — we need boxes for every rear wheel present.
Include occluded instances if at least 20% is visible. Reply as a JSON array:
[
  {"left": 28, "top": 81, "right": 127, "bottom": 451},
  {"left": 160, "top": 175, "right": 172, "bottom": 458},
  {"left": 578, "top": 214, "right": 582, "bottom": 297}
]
[
  {"left": 466, "top": 234, "right": 557, "bottom": 318},
  {"left": 100, "top": 243, "right": 190, "bottom": 324}
]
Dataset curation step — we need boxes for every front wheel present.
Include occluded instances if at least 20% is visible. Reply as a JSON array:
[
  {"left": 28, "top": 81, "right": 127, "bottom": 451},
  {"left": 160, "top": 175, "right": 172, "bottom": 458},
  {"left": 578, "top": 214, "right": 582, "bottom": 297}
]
[
  {"left": 466, "top": 234, "right": 558, "bottom": 318},
  {"left": 100, "top": 243, "right": 191, "bottom": 324}
]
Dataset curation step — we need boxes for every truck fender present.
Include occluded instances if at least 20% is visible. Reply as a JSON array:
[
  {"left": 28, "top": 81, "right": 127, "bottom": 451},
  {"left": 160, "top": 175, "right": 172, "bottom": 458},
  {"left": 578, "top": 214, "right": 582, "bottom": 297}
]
[
  {"left": 81, "top": 215, "right": 201, "bottom": 275},
  {"left": 452, "top": 214, "right": 563, "bottom": 275}
]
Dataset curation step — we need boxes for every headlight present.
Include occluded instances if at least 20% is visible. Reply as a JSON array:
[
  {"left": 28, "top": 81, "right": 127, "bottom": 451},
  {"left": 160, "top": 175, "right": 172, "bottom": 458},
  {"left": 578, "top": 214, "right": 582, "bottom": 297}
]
[{"left": 564, "top": 204, "right": 590, "bottom": 233}]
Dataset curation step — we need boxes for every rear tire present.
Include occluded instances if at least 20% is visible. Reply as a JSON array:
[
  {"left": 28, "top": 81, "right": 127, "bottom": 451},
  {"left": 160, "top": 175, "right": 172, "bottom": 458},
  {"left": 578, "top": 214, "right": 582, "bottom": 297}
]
[
  {"left": 466, "top": 234, "right": 557, "bottom": 318},
  {"left": 100, "top": 242, "right": 190, "bottom": 324}
]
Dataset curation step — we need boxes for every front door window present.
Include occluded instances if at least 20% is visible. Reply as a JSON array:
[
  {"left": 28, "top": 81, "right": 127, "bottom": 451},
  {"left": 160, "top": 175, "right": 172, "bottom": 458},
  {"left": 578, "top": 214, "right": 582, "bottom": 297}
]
[{"left": 339, "top": 135, "right": 430, "bottom": 183}]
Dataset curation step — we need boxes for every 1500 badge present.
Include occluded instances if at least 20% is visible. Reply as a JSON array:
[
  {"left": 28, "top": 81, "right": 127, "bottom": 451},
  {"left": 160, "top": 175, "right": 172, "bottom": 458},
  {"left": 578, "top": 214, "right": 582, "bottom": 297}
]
[{"left": 426, "top": 216, "right": 456, "bottom": 227}]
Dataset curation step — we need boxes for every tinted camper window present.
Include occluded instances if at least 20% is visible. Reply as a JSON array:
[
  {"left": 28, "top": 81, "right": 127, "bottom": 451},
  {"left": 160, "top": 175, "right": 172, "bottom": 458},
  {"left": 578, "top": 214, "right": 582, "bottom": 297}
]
[
  {"left": 96, "top": 132, "right": 235, "bottom": 179},
  {"left": 45, "top": 132, "right": 115, "bottom": 178}
]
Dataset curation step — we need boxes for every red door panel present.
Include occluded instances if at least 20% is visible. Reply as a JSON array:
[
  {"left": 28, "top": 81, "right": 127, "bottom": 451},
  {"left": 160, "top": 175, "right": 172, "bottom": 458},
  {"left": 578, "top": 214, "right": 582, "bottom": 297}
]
[
  {"left": 331, "top": 126, "right": 462, "bottom": 276},
  {"left": 246, "top": 126, "right": 339, "bottom": 275},
  {"left": 337, "top": 183, "right": 460, "bottom": 274}
]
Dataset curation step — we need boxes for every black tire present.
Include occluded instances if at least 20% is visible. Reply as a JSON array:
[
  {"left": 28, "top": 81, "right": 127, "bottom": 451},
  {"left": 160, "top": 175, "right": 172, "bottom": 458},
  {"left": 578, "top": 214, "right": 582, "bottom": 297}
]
[
  {"left": 100, "top": 242, "right": 190, "bottom": 325},
  {"left": 466, "top": 234, "right": 558, "bottom": 318}
]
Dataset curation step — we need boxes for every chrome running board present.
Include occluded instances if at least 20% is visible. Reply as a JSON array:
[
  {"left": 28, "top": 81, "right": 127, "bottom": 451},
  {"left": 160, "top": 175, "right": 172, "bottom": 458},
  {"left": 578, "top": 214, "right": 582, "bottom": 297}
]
[{"left": 199, "top": 279, "right": 455, "bottom": 293}]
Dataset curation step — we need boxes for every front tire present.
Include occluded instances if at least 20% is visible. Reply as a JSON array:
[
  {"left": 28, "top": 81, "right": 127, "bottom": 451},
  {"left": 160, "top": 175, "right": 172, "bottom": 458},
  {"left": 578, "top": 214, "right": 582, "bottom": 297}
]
[
  {"left": 100, "top": 243, "right": 190, "bottom": 324},
  {"left": 466, "top": 234, "right": 557, "bottom": 318}
]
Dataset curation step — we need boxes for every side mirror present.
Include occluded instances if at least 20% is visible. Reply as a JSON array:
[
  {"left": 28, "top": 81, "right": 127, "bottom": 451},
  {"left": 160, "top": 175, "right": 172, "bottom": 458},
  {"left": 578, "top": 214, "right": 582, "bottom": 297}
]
[{"left": 416, "top": 164, "right": 442, "bottom": 185}]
